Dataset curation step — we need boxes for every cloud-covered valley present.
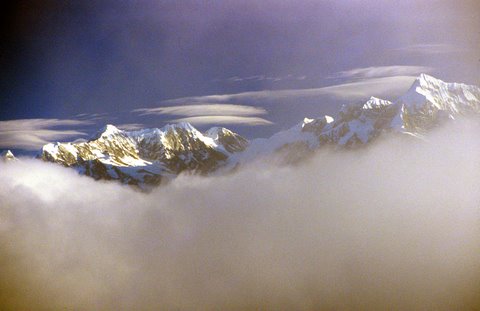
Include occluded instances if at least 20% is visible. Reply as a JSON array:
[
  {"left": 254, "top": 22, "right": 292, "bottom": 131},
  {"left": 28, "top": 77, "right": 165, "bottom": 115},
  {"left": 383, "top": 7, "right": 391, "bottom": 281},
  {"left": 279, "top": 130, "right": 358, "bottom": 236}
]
[{"left": 1, "top": 121, "right": 480, "bottom": 310}]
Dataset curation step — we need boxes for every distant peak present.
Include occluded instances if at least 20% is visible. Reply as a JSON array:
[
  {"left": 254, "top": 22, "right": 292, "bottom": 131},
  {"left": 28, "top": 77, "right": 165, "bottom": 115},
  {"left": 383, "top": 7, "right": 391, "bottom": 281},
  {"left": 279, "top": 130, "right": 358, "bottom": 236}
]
[
  {"left": 205, "top": 127, "right": 220, "bottom": 138},
  {"left": 301, "top": 115, "right": 334, "bottom": 132},
  {"left": 303, "top": 118, "right": 315, "bottom": 125},
  {"left": 399, "top": 73, "right": 445, "bottom": 101},
  {"left": 323, "top": 115, "right": 335, "bottom": 123},
  {"left": 162, "top": 122, "right": 197, "bottom": 132},
  {"left": 362, "top": 97, "right": 393, "bottom": 109},
  {"left": 92, "top": 124, "right": 122, "bottom": 139},
  {"left": 1, "top": 150, "right": 17, "bottom": 161},
  {"left": 418, "top": 73, "right": 434, "bottom": 80},
  {"left": 1, "top": 150, "right": 14, "bottom": 157},
  {"left": 415, "top": 73, "right": 443, "bottom": 86},
  {"left": 205, "top": 126, "right": 229, "bottom": 135},
  {"left": 177, "top": 121, "right": 195, "bottom": 129},
  {"left": 305, "top": 115, "right": 334, "bottom": 124},
  {"left": 204, "top": 127, "right": 240, "bottom": 141},
  {"left": 103, "top": 124, "right": 120, "bottom": 132}
]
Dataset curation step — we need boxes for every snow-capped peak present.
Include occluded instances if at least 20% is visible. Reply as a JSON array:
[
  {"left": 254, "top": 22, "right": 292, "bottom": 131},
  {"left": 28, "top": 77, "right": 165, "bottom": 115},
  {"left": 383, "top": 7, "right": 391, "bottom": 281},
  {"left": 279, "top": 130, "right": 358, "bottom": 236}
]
[
  {"left": 1, "top": 150, "right": 17, "bottom": 161},
  {"left": 417, "top": 73, "right": 440, "bottom": 84},
  {"left": 204, "top": 127, "right": 232, "bottom": 140},
  {"left": 402, "top": 73, "right": 442, "bottom": 95},
  {"left": 302, "top": 115, "right": 334, "bottom": 129},
  {"left": 40, "top": 121, "right": 249, "bottom": 186},
  {"left": 2, "top": 150, "right": 14, "bottom": 157},
  {"left": 159, "top": 122, "right": 219, "bottom": 149},
  {"left": 204, "top": 127, "right": 249, "bottom": 153},
  {"left": 283, "top": 74, "right": 480, "bottom": 148},
  {"left": 398, "top": 73, "right": 480, "bottom": 113},
  {"left": 92, "top": 124, "right": 123, "bottom": 139},
  {"left": 362, "top": 97, "right": 393, "bottom": 110},
  {"left": 302, "top": 118, "right": 315, "bottom": 125},
  {"left": 204, "top": 126, "right": 223, "bottom": 137},
  {"left": 36, "top": 74, "right": 480, "bottom": 188},
  {"left": 161, "top": 121, "right": 197, "bottom": 133}
]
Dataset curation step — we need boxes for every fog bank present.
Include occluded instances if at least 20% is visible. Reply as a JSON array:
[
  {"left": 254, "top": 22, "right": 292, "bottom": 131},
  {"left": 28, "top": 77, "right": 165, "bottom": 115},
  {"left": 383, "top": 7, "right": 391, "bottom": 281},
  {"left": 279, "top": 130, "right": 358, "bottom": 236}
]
[{"left": 1, "top": 121, "right": 480, "bottom": 310}]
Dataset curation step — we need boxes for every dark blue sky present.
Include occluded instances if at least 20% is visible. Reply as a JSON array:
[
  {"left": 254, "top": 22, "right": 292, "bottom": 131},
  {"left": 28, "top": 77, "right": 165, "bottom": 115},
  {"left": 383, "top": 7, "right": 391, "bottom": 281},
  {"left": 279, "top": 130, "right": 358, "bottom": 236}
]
[{"left": 1, "top": 0, "right": 479, "bottom": 152}]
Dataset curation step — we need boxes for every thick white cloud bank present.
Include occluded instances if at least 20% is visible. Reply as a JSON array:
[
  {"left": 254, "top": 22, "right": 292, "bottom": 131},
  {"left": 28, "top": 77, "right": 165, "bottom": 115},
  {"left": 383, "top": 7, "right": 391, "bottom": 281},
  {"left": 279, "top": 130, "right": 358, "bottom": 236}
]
[{"left": 1, "top": 121, "right": 480, "bottom": 310}]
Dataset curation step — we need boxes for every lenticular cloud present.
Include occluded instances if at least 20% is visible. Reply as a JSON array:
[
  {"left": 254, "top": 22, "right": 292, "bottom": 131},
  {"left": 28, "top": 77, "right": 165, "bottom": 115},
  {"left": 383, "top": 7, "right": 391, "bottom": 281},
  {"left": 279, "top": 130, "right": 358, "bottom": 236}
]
[{"left": 1, "top": 121, "right": 480, "bottom": 310}]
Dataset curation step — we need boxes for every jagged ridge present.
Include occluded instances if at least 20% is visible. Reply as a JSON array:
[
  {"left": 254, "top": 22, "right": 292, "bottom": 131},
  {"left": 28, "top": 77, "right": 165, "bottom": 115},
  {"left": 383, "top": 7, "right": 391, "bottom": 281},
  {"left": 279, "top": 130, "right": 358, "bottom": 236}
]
[
  {"left": 300, "top": 74, "right": 480, "bottom": 147},
  {"left": 41, "top": 123, "right": 249, "bottom": 187},
  {"left": 37, "top": 74, "right": 480, "bottom": 186},
  {"left": 237, "top": 74, "right": 480, "bottom": 163}
]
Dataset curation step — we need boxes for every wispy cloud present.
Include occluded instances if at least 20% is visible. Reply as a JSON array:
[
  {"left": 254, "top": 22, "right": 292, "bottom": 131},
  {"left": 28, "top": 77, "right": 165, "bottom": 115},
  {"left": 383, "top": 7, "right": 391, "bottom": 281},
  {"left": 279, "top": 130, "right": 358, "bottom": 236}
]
[
  {"left": 313, "top": 76, "right": 417, "bottom": 100},
  {"left": 214, "top": 74, "right": 307, "bottom": 84},
  {"left": 74, "top": 113, "right": 107, "bottom": 121},
  {"left": 331, "top": 66, "right": 432, "bottom": 80},
  {"left": 134, "top": 74, "right": 418, "bottom": 128},
  {"left": 0, "top": 118, "right": 92, "bottom": 150},
  {"left": 170, "top": 116, "right": 273, "bottom": 126},
  {"left": 134, "top": 104, "right": 267, "bottom": 117},
  {"left": 393, "top": 43, "right": 467, "bottom": 55},
  {"left": 163, "top": 76, "right": 417, "bottom": 104},
  {"left": 133, "top": 104, "right": 272, "bottom": 127}
]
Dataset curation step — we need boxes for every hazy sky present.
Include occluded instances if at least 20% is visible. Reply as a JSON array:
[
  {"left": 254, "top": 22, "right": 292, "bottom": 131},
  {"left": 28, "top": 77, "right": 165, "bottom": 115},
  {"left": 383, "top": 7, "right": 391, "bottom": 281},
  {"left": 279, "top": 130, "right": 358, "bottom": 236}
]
[{"left": 1, "top": 0, "right": 479, "bottom": 152}]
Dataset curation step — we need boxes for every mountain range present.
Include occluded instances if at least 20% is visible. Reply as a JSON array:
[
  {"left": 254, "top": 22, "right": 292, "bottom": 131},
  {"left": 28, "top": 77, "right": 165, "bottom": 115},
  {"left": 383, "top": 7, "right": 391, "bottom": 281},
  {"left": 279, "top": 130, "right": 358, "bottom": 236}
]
[{"left": 4, "top": 74, "right": 480, "bottom": 188}]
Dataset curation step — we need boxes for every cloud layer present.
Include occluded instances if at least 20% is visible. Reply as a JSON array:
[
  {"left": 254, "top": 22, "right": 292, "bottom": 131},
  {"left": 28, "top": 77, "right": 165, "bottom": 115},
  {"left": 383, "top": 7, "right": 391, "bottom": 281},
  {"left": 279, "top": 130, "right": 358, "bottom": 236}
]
[
  {"left": 216, "top": 74, "right": 307, "bottom": 83},
  {"left": 170, "top": 116, "right": 273, "bottom": 126},
  {"left": 163, "top": 76, "right": 417, "bottom": 105},
  {"left": 134, "top": 104, "right": 267, "bottom": 117},
  {"left": 134, "top": 103, "right": 271, "bottom": 127},
  {"left": 0, "top": 118, "right": 92, "bottom": 150},
  {"left": 331, "top": 65, "right": 432, "bottom": 80},
  {"left": 1, "top": 120, "right": 480, "bottom": 310}
]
